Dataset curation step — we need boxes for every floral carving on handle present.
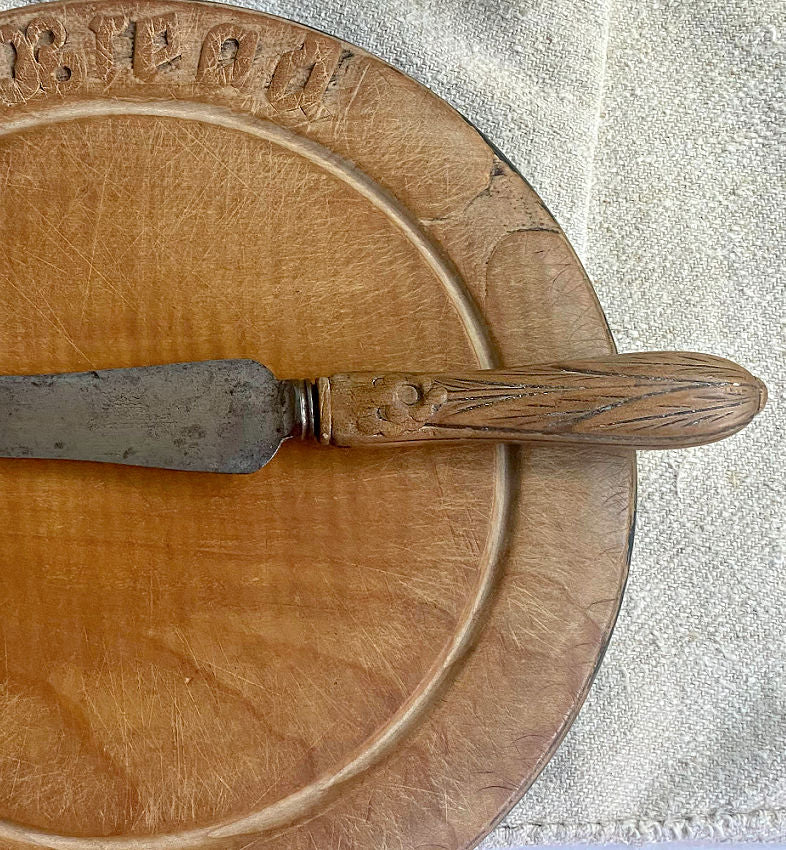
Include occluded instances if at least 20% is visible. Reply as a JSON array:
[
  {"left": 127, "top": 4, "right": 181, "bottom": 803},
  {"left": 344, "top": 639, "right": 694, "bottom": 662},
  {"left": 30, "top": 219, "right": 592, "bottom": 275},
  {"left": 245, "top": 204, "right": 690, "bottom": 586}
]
[{"left": 357, "top": 375, "right": 448, "bottom": 437}]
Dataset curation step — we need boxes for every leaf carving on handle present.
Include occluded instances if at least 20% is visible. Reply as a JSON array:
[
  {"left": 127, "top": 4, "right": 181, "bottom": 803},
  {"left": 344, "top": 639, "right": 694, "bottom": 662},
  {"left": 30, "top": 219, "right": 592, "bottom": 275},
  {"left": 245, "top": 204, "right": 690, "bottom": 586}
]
[{"left": 357, "top": 375, "right": 448, "bottom": 437}]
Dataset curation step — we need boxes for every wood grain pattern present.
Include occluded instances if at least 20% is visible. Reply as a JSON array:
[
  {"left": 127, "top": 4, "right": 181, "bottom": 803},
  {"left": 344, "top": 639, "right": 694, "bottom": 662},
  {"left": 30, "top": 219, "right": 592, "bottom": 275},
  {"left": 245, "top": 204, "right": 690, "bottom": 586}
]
[
  {"left": 320, "top": 352, "right": 766, "bottom": 449},
  {"left": 0, "top": 1, "right": 637, "bottom": 848}
]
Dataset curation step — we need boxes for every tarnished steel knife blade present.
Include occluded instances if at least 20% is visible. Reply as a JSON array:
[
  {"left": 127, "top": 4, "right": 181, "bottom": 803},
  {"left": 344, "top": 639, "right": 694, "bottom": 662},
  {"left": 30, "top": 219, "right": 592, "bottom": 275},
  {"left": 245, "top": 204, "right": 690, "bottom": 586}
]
[{"left": 0, "top": 360, "right": 297, "bottom": 473}]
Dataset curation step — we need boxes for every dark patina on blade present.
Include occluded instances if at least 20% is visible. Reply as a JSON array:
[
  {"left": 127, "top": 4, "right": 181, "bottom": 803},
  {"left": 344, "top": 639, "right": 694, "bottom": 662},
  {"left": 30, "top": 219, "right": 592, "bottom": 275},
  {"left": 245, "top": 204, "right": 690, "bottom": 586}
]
[{"left": 0, "top": 359, "right": 296, "bottom": 473}]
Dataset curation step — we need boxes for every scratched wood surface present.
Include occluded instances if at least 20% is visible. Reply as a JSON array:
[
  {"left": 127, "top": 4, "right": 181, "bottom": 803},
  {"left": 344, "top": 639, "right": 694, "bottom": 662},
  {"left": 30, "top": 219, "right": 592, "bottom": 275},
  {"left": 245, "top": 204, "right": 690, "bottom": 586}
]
[{"left": 0, "top": 2, "right": 635, "bottom": 848}]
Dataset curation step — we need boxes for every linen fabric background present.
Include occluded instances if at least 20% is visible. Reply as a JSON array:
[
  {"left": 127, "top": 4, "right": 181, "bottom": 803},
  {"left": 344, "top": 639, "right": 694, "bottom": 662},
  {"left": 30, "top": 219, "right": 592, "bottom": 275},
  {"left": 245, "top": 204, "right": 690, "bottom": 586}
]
[{"left": 2, "top": 0, "right": 782, "bottom": 844}]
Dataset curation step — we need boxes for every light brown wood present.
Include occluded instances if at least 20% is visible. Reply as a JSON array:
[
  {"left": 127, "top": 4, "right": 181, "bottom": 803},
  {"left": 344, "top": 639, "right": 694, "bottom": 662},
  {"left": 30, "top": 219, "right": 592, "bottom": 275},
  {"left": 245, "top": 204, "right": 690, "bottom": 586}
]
[
  {"left": 319, "top": 352, "right": 765, "bottom": 449},
  {"left": 0, "top": 2, "right": 639, "bottom": 848}
]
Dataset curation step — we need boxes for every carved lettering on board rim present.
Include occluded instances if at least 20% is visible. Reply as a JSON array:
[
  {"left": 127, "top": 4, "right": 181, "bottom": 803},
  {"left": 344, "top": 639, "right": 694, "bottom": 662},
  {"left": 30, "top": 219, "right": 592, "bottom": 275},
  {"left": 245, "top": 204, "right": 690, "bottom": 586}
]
[
  {"left": 196, "top": 23, "right": 258, "bottom": 88},
  {"left": 0, "top": 9, "right": 346, "bottom": 114},
  {"left": 268, "top": 34, "right": 342, "bottom": 117},
  {"left": 0, "top": 16, "right": 84, "bottom": 104},
  {"left": 132, "top": 14, "right": 181, "bottom": 80}
]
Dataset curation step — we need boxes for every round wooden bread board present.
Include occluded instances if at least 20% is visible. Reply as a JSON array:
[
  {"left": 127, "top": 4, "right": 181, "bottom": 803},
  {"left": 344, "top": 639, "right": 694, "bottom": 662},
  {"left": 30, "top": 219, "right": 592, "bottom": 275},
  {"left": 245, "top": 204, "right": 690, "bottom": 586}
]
[{"left": 0, "top": 2, "right": 635, "bottom": 848}]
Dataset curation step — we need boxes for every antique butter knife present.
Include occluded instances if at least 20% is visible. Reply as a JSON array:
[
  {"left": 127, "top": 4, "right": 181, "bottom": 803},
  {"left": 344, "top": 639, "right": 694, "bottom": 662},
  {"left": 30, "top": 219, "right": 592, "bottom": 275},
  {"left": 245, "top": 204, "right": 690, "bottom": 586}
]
[{"left": 0, "top": 353, "right": 766, "bottom": 473}]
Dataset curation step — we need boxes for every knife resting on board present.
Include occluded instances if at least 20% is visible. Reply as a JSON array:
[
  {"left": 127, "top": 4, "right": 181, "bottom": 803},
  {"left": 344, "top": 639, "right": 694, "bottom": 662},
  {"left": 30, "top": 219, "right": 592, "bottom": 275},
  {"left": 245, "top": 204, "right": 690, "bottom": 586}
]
[{"left": 0, "top": 352, "right": 766, "bottom": 473}]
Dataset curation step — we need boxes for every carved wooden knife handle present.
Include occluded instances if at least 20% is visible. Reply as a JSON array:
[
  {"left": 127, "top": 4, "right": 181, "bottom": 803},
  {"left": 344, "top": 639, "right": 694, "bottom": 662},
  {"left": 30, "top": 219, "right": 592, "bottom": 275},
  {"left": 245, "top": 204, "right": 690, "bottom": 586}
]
[{"left": 314, "top": 352, "right": 766, "bottom": 450}]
